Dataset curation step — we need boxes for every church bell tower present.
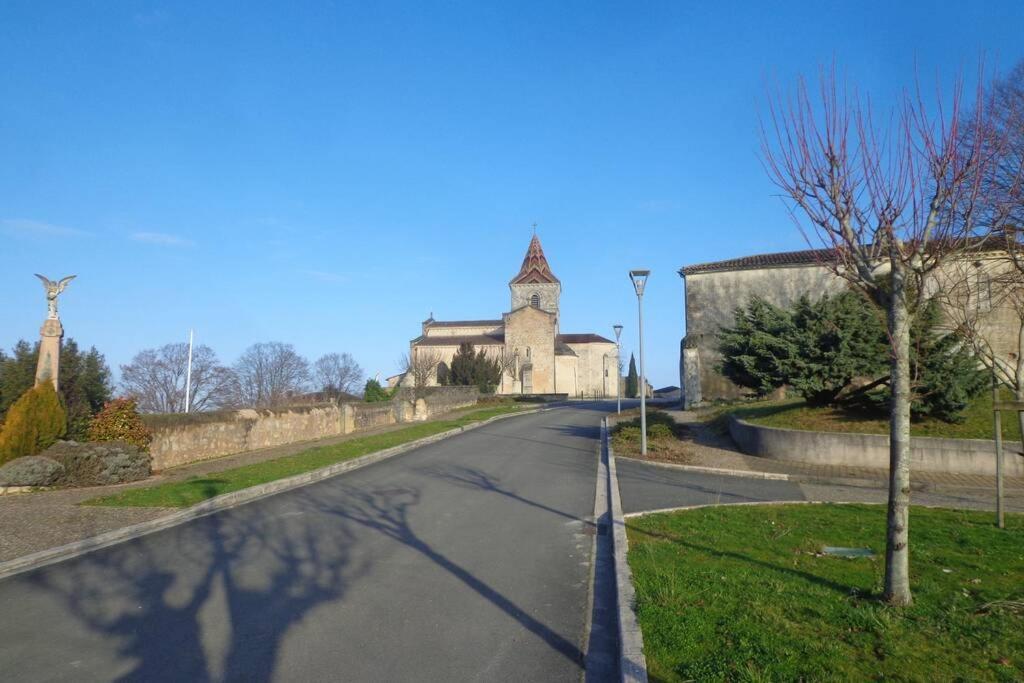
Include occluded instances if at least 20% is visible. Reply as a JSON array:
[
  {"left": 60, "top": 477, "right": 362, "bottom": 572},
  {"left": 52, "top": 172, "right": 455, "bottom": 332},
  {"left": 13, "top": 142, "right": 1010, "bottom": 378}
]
[{"left": 509, "top": 234, "right": 561, "bottom": 320}]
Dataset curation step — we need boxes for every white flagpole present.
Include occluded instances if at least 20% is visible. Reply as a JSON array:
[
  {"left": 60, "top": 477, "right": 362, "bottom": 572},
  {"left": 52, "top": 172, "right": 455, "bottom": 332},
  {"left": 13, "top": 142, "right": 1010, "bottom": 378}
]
[{"left": 184, "top": 328, "right": 194, "bottom": 413}]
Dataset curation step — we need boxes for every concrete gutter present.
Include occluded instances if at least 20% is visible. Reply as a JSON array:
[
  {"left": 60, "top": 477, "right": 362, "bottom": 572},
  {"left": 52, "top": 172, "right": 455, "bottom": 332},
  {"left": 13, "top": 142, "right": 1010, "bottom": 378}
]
[
  {"left": 604, "top": 418, "right": 649, "bottom": 683},
  {"left": 0, "top": 407, "right": 543, "bottom": 582}
]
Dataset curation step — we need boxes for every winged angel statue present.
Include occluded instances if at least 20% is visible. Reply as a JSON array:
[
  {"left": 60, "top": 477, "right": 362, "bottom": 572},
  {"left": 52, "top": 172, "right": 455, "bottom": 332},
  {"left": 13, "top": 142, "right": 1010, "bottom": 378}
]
[{"left": 34, "top": 274, "right": 76, "bottom": 319}]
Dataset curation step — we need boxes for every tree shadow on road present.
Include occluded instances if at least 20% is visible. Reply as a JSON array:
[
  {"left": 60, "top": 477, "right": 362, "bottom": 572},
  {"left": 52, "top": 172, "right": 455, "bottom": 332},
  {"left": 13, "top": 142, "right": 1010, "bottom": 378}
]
[
  {"left": 20, "top": 476, "right": 588, "bottom": 679},
  {"left": 415, "top": 463, "right": 596, "bottom": 528},
  {"left": 302, "top": 483, "right": 587, "bottom": 669},
  {"left": 23, "top": 500, "right": 368, "bottom": 682}
]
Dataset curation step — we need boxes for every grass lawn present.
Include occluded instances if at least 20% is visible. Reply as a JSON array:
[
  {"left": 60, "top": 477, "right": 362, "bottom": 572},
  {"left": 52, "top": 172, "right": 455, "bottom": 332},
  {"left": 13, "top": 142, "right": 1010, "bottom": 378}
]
[
  {"left": 730, "top": 389, "right": 1022, "bottom": 442},
  {"left": 628, "top": 504, "right": 1024, "bottom": 682},
  {"left": 84, "top": 403, "right": 527, "bottom": 508}
]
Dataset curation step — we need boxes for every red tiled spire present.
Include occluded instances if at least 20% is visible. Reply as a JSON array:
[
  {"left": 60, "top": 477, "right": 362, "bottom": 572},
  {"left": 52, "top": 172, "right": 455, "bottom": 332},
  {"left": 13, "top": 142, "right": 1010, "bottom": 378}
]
[{"left": 510, "top": 234, "right": 560, "bottom": 285}]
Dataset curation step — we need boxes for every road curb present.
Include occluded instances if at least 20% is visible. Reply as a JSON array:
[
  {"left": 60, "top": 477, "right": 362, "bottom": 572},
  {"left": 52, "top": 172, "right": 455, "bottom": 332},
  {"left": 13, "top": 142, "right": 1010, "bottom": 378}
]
[
  {"left": 0, "top": 406, "right": 544, "bottom": 582},
  {"left": 604, "top": 419, "right": 649, "bottom": 683},
  {"left": 613, "top": 455, "right": 1021, "bottom": 495}
]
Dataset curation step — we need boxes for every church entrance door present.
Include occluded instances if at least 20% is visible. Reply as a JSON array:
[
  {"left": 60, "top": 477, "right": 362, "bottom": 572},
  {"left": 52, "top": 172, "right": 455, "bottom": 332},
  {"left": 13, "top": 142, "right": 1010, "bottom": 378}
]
[{"left": 521, "top": 365, "right": 533, "bottom": 394}]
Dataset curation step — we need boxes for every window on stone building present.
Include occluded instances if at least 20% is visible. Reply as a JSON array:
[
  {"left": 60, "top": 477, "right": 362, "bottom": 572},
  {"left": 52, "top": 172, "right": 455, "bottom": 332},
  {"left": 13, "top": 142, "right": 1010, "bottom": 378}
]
[
  {"left": 526, "top": 347, "right": 531, "bottom": 359},
  {"left": 530, "top": 293, "right": 540, "bottom": 308}
]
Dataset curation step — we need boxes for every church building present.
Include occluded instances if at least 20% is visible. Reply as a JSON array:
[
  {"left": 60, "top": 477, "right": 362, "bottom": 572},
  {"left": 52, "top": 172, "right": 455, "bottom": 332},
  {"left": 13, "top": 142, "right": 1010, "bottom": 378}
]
[{"left": 400, "top": 235, "right": 619, "bottom": 397}]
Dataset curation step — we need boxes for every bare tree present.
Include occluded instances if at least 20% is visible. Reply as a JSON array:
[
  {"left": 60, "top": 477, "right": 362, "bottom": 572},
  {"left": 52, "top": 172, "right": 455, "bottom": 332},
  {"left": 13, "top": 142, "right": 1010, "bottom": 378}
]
[
  {"left": 231, "top": 342, "right": 311, "bottom": 408},
  {"left": 400, "top": 349, "right": 442, "bottom": 400},
  {"left": 497, "top": 349, "right": 519, "bottom": 393},
  {"left": 940, "top": 61, "right": 1024, "bottom": 463},
  {"left": 120, "top": 343, "right": 235, "bottom": 413},
  {"left": 313, "top": 352, "right": 364, "bottom": 399},
  {"left": 761, "top": 66, "right": 1004, "bottom": 605}
]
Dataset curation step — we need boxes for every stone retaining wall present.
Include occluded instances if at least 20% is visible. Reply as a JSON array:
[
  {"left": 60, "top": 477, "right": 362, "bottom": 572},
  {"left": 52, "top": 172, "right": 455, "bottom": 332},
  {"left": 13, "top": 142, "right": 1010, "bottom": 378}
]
[
  {"left": 144, "top": 387, "right": 480, "bottom": 470},
  {"left": 728, "top": 415, "right": 1024, "bottom": 477}
]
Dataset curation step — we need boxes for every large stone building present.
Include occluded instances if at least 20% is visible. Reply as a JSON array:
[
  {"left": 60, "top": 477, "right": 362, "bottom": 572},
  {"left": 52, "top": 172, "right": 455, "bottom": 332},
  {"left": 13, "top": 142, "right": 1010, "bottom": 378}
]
[
  {"left": 401, "top": 235, "right": 619, "bottom": 397},
  {"left": 678, "top": 246, "right": 1018, "bottom": 408}
]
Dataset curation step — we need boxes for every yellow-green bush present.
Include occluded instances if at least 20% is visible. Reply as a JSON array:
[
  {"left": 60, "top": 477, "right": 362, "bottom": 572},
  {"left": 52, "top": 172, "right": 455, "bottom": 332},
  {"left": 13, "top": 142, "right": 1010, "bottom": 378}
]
[{"left": 0, "top": 382, "right": 67, "bottom": 464}]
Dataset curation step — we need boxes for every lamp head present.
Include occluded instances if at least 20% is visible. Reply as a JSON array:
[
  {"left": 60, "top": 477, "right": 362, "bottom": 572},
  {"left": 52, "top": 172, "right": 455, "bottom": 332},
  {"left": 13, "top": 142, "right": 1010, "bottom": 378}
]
[
  {"left": 613, "top": 324, "right": 623, "bottom": 341},
  {"left": 629, "top": 269, "right": 650, "bottom": 297}
]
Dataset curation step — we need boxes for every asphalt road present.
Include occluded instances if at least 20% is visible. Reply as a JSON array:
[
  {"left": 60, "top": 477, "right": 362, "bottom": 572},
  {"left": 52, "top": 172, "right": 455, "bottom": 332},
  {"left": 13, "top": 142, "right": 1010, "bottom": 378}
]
[
  {"left": 0, "top": 404, "right": 613, "bottom": 682},
  {"left": 616, "top": 458, "right": 806, "bottom": 514}
]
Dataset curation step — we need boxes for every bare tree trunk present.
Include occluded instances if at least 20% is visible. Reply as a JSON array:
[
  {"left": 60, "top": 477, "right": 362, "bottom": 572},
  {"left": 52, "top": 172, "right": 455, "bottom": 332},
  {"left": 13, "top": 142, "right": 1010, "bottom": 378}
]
[
  {"left": 884, "top": 267, "right": 913, "bottom": 606},
  {"left": 1016, "top": 322, "right": 1024, "bottom": 444}
]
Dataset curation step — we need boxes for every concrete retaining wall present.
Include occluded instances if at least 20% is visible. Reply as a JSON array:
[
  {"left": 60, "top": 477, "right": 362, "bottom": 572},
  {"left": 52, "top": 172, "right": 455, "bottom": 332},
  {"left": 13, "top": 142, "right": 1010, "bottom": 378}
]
[
  {"left": 728, "top": 415, "right": 1024, "bottom": 477},
  {"left": 144, "top": 387, "right": 480, "bottom": 470}
]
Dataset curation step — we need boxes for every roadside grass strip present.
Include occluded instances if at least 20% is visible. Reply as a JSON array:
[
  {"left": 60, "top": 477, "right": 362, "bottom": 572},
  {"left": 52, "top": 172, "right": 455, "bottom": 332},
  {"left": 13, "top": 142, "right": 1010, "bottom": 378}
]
[
  {"left": 626, "top": 503, "right": 1024, "bottom": 682},
  {"left": 84, "top": 405, "right": 525, "bottom": 508}
]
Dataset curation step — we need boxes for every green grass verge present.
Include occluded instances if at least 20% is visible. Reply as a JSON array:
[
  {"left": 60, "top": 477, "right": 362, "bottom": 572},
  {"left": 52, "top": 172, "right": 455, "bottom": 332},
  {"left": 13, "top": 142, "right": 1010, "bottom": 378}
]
[
  {"left": 730, "top": 390, "right": 1022, "bottom": 442},
  {"left": 84, "top": 404, "right": 527, "bottom": 508},
  {"left": 628, "top": 504, "right": 1024, "bottom": 682}
]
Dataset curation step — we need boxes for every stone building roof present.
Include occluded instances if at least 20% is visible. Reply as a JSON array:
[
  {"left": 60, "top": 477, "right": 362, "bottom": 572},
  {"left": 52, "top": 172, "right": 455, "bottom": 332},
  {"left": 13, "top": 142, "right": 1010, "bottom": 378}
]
[
  {"left": 558, "top": 333, "right": 614, "bottom": 344},
  {"left": 425, "top": 319, "right": 503, "bottom": 328},
  {"left": 510, "top": 234, "right": 560, "bottom": 285},
  {"left": 413, "top": 334, "right": 505, "bottom": 346},
  {"left": 679, "top": 238, "right": 1008, "bottom": 277},
  {"left": 557, "top": 333, "right": 610, "bottom": 344},
  {"left": 679, "top": 247, "right": 835, "bottom": 276}
]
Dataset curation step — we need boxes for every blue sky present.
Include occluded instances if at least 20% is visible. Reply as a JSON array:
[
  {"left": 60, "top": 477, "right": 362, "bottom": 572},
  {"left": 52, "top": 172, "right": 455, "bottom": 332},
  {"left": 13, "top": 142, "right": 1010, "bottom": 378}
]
[{"left": 2, "top": 1, "right": 1022, "bottom": 388}]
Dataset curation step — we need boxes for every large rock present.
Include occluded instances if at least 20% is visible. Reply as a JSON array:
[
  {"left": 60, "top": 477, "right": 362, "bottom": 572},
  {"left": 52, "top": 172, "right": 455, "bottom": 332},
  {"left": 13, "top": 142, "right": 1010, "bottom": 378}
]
[
  {"left": 0, "top": 456, "right": 65, "bottom": 487},
  {"left": 41, "top": 440, "right": 152, "bottom": 487}
]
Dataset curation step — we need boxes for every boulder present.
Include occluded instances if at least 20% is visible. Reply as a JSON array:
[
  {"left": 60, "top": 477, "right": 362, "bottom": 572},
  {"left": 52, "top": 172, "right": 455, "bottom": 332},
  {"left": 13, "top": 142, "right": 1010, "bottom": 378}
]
[
  {"left": 0, "top": 456, "right": 65, "bottom": 487},
  {"left": 41, "top": 440, "right": 152, "bottom": 487}
]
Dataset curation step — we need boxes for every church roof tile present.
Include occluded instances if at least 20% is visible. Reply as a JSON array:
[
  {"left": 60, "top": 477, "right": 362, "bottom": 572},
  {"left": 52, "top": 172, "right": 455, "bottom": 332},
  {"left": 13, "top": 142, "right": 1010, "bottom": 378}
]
[
  {"left": 558, "top": 333, "right": 614, "bottom": 344},
  {"left": 426, "top": 319, "right": 503, "bottom": 328},
  {"left": 510, "top": 234, "right": 560, "bottom": 285},
  {"left": 414, "top": 334, "right": 505, "bottom": 346}
]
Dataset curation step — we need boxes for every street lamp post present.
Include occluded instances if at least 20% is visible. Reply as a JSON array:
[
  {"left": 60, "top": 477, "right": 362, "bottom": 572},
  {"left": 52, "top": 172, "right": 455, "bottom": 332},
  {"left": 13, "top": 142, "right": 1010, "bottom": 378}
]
[
  {"left": 629, "top": 270, "right": 650, "bottom": 456},
  {"left": 613, "top": 324, "right": 623, "bottom": 414}
]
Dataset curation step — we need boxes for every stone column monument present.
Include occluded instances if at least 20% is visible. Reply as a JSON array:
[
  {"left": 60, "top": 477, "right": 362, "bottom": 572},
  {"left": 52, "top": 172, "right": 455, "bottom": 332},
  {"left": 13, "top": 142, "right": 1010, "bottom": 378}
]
[{"left": 33, "top": 274, "right": 76, "bottom": 391}]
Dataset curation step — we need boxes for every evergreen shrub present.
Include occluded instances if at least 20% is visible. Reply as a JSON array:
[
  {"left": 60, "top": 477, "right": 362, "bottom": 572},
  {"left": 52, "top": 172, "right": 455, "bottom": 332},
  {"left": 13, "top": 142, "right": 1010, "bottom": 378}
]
[{"left": 0, "top": 382, "right": 67, "bottom": 464}]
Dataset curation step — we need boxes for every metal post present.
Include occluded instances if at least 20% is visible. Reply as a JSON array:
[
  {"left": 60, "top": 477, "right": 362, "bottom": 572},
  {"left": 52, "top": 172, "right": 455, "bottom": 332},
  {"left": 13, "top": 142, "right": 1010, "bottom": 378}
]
[
  {"left": 629, "top": 271, "right": 649, "bottom": 456},
  {"left": 184, "top": 328, "right": 194, "bottom": 414},
  {"left": 993, "top": 374, "right": 1005, "bottom": 529},
  {"left": 638, "top": 294, "right": 646, "bottom": 456},
  {"left": 613, "top": 324, "right": 623, "bottom": 415}
]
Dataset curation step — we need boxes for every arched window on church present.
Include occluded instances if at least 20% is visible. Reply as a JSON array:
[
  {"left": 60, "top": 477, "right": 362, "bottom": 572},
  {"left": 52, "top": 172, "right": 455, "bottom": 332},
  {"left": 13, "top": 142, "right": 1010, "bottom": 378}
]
[
  {"left": 530, "top": 293, "right": 540, "bottom": 308},
  {"left": 526, "top": 347, "right": 531, "bottom": 360}
]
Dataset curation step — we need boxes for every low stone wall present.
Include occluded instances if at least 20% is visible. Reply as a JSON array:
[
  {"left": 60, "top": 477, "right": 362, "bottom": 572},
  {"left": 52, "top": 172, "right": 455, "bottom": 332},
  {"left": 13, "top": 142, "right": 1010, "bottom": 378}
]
[
  {"left": 144, "top": 387, "right": 480, "bottom": 471},
  {"left": 728, "top": 415, "right": 1024, "bottom": 478}
]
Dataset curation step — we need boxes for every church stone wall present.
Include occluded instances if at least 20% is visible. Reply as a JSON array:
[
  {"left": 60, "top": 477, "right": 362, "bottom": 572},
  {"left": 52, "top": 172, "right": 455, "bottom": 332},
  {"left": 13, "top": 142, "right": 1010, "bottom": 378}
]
[
  {"left": 423, "top": 324, "right": 502, "bottom": 338},
  {"left": 555, "top": 355, "right": 578, "bottom": 395},
  {"left": 504, "top": 306, "right": 556, "bottom": 394},
  {"left": 510, "top": 282, "right": 560, "bottom": 315},
  {"left": 566, "top": 342, "right": 618, "bottom": 398}
]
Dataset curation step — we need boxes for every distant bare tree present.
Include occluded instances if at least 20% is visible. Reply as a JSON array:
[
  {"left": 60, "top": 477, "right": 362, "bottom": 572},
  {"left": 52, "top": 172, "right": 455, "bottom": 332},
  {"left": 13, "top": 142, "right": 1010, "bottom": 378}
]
[
  {"left": 762, "top": 65, "right": 1005, "bottom": 605},
  {"left": 313, "top": 352, "right": 364, "bottom": 398},
  {"left": 231, "top": 342, "right": 310, "bottom": 408},
  {"left": 400, "top": 349, "right": 442, "bottom": 399},
  {"left": 120, "top": 343, "right": 235, "bottom": 413},
  {"left": 497, "top": 349, "right": 519, "bottom": 392}
]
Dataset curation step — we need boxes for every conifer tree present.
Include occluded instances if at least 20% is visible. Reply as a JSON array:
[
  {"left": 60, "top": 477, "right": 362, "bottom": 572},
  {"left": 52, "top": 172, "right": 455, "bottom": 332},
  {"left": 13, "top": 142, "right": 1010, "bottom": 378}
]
[
  {"left": 0, "top": 382, "right": 67, "bottom": 464},
  {"left": 625, "top": 354, "right": 639, "bottom": 398},
  {"left": 716, "top": 298, "right": 795, "bottom": 397}
]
